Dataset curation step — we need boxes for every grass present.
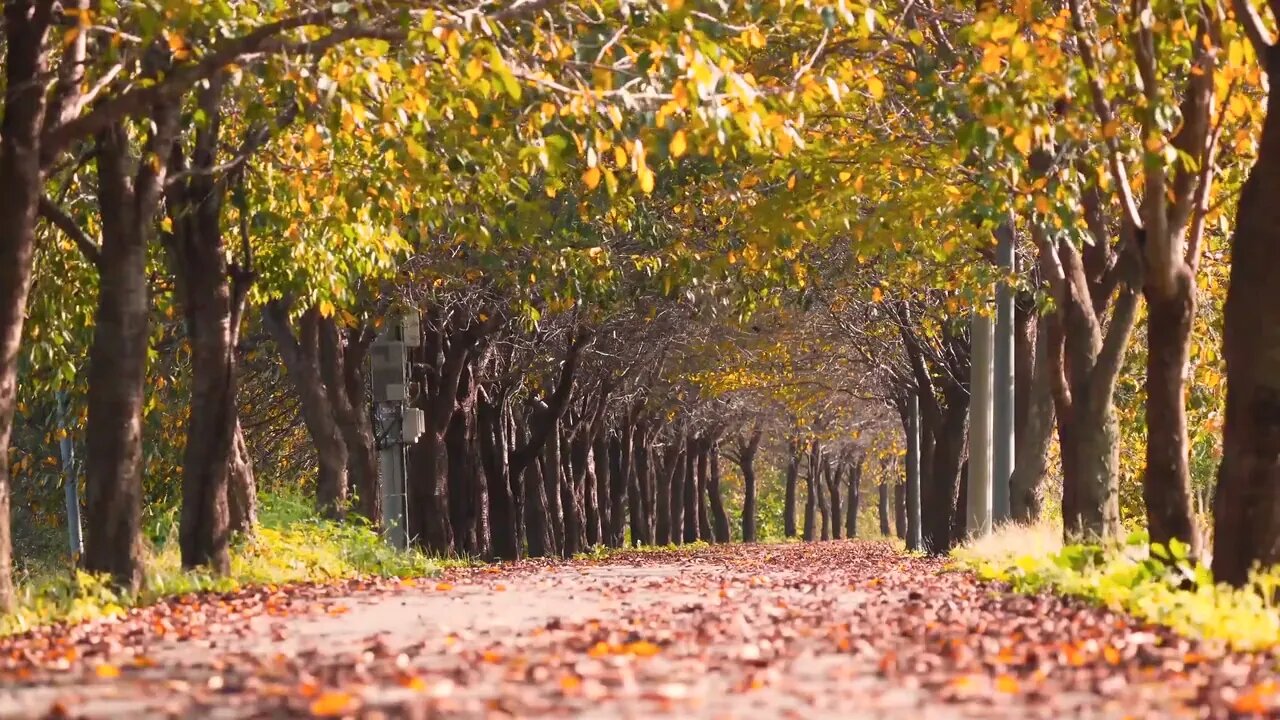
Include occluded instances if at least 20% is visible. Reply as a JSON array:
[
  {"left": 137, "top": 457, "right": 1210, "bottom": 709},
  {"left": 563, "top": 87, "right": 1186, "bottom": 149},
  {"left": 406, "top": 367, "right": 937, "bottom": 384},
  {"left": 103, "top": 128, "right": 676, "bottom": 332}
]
[
  {"left": 1, "top": 492, "right": 447, "bottom": 636},
  {"left": 954, "top": 520, "right": 1280, "bottom": 652}
]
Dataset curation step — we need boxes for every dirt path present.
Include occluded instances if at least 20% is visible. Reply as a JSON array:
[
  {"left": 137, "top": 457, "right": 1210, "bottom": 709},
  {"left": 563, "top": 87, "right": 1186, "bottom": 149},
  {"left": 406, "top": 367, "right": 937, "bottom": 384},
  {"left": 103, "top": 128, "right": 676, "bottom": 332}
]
[{"left": 0, "top": 542, "right": 1272, "bottom": 719}]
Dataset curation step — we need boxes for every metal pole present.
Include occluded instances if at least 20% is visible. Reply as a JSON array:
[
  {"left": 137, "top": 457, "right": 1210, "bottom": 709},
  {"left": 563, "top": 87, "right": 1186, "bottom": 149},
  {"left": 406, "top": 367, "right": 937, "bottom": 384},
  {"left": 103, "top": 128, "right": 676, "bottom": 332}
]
[
  {"left": 967, "top": 310, "right": 994, "bottom": 539},
  {"left": 993, "top": 224, "right": 1016, "bottom": 523},
  {"left": 378, "top": 404, "right": 408, "bottom": 550},
  {"left": 906, "top": 392, "right": 922, "bottom": 552},
  {"left": 57, "top": 392, "right": 83, "bottom": 559}
]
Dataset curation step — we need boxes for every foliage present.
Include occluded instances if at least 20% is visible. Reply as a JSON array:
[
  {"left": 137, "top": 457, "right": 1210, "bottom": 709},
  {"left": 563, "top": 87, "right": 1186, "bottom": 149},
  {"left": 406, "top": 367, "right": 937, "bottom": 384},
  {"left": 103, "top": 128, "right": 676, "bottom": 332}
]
[
  {"left": 0, "top": 492, "right": 444, "bottom": 636},
  {"left": 955, "top": 525, "right": 1280, "bottom": 652}
]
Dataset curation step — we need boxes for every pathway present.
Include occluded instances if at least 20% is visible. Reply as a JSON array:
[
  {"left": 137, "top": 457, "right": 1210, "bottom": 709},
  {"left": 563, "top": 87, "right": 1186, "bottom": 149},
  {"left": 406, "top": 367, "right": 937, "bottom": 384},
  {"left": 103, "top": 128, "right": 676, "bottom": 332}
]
[{"left": 0, "top": 542, "right": 1270, "bottom": 718}]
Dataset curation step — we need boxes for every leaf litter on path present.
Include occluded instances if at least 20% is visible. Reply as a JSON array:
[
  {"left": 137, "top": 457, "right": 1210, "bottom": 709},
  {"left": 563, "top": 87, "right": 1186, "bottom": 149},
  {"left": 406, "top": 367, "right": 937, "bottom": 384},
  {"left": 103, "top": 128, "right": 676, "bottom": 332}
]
[{"left": 0, "top": 542, "right": 1275, "bottom": 718}]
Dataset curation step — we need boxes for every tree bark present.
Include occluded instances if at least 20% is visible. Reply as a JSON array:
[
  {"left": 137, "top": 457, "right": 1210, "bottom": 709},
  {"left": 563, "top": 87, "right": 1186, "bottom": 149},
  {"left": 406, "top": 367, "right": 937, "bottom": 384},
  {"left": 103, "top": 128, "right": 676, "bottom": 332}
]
[
  {"left": 592, "top": 434, "right": 610, "bottom": 545},
  {"left": 683, "top": 434, "right": 701, "bottom": 543},
  {"left": 695, "top": 439, "right": 714, "bottom": 541},
  {"left": 632, "top": 423, "right": 653, "bottom": 545},
  {"left": 1212, "top": 44, "right": 1280, "bottom": 586},
  {"left": 84, "top": 116, "right": 177, "bottom": 591},
  {"left": 846, "top": 456, "right": 862, "bottom": 538},
  {"left": 0, "top": 1, "right": 55, "bottom": 612},
  {"left": 333, "top": 326, "right": 378, "bottom": 525},
  {"left": 541, "top": 419, "right": 565, "bottom": 555},
  {"left": 524, "top": 444, "right": 552, "bottom": 558},
  {"left": 656, "top": 437, "right": 681, "bottom": 545},
  {"left": 784, "top": 437, "right": 800, "bottom": 538},
  {"left": 736, "top": 429, "right": 763, "bottom": 542},
  {"left": 878, "top": 481, "right": 891, "bottom": 536},
  {"left": 707, "top": 442, "right": 731, "bottom": 542},
  {"left": 669, "top": 443, "right": 687, "bottom": 545},
  {"left": 263, "top": 304, "right": 348, "bottom": 520},
  {"left": 1144, "top": 267, "right": 1202, "bottom": 555},
  {"left": 227, "top": 419, "right": 257, "bottom": 535},
  {"left": 478, "top": 388, "right": 518, "bottom": 560},
  {"left": 1010, "top": 315, "right": 1055, "bottom": 522},
  {"left": 894, "top": 481, "right": 906, "bottom": 539},
  {"left": 803, "top": 442, "right": 818, "bottom": 542},
  {"left": 828, "top": 461, "right": 844, "bottom": 540},
  {"left": 563, "top": 424, "right": 589, "bottom": 556},
  {"left": 609, "top": 430, "right": 629, "bottom": 546}
]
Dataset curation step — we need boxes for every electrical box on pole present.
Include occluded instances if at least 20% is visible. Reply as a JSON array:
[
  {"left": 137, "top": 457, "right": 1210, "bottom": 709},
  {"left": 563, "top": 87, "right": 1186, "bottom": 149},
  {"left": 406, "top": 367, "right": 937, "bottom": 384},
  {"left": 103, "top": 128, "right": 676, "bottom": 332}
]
[{"left": 370, "top": 339, "right": 407, "bottom": 403}]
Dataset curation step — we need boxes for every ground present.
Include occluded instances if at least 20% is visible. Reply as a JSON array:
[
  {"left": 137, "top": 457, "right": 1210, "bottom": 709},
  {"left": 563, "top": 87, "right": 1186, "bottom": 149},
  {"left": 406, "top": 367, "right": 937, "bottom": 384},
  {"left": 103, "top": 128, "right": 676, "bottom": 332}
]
[{"left": 0, "top": 542, "right": 1272, "bottom": 719}]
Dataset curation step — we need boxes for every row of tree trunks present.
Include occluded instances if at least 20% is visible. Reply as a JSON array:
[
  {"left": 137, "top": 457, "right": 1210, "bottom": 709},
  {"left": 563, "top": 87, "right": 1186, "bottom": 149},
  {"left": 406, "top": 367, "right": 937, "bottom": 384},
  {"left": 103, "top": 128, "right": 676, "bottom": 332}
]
[{"left": 898, "top": 306, "right": 973, "bottom": 556}]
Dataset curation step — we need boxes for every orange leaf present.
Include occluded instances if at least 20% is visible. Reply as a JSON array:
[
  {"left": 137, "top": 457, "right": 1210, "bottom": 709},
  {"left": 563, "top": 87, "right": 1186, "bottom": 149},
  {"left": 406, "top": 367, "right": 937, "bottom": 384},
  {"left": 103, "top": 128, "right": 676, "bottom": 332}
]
[
  {"left": 627, "top": 641, "right": 661, "bottom": 657},
  {"left": 95, "top": 664, "right": 121, "bottom": 679},
  {"left": 1103, "top": 646, "right": 1121, "bottom": 665},
  {"left": 435, "top": 582, "right": 454, "bottom": 592},
  {"left": 994, "top": 674, "right": 1020, "bottom": 694},
  {"left": 309, "top": 691, "right": 358, "bottom": 717},
  {"left": 559, "top": 675, "right": 583, "bottom": 694}
]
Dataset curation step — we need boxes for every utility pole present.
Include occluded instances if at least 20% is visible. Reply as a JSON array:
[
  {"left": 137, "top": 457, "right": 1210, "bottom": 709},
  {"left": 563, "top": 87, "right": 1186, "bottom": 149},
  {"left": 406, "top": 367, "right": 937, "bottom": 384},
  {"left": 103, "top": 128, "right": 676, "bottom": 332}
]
[
  {"left": 371, "top": 311, "right": 425, "bottom": 550},
  {"left": 905, "top": 392, "right": 922, "bottom": 552},
  {"left": 992, "top": 223, "right": 1016, "bottom": 523},
  {"left": 57, "top": 392, "right": 82, "bottom": 559},
  {"left": 967, "top": 309, "right": 994, "bottom": 539}
]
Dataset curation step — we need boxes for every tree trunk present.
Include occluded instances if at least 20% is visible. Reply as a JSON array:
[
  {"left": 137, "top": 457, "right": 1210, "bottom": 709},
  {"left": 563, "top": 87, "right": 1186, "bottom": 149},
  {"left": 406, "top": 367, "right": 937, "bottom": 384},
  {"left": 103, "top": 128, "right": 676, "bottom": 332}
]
[
  {"left": 784, "top": 437, "right": 800, "bottom": 538},
  {"left": 1144, "top": 267, "right": 1202, "bottom": 556},
  {"left": 894, "top": 481, "right": 906, "bottom": 539},
  {"left": 582, "top": 438, "right": 602, "bottom": 547},
  {"left": 707, "top": 442, "right": 730, "bottom": 542},
  {"left": 524, "top": 445, "right": 552, "bottom": 558},
  {"left": 1010, "top": 316, "right": 1055, "bottom": 522},
  {"left": 0, "top": 2, "right": 56, "bottom": 613},
  {"left": 737, "top": 430, "right": 762, "bottom": 543},
  {"left": 803, "top": 444, "right": 818, "bottom": 542},
  {"left": 609, "top": 431, "right": 628, "bottom": 546},
  {"left": 1210, "top": 61, "right": 1280, "bottom": 584},
  {"left": 669, "top": 444, "right": 687, "bottom": 545},
  {"left": 816, "top": 450, "right": 831, "bottom": 542},
  {"left": 563, "top": 425, "right": 588, "bottom": 556},
  {"left": 695, "top": 440, "right": 714, "bottom": 541},
  {"left": 592, "top": 434, "right": 610, "bottom": 545},
  {"left": 541, "top": 420, "right": 565, "bottom": 555},
  {"left": 479, "top": 389, "right": 518, "bottom": 560},
  {"left": 337, "top": 328, "right": 379, "bottom": 525},
  {"left": 828, "top": 462, "right": 844, "bottom": 540},
  {"left": 227, "top": 419, "right": 257, "bottom": 535},
  {"left": 263, "top": 304, "right": 348, "bottom": 520},
  {"left": 923, "top": 399, "right": 968, "bottom": 555},
  {"left": 878, "top": 482, "right": 891, "bottom": 536},
  {"left": 632, "top": 424, "right": 653, "bottom": 545},
  {"left": 683, "top": 434, "right": 701, "bottom": 543},
  {"left": 846, "top": 457, "right": 862, "bottom": 538},
  {"left": 656, "top": 438, "right": 680, "bottom": 545},
  {"left": 84, "top": 120, "right": 176, "bottom": 592}
]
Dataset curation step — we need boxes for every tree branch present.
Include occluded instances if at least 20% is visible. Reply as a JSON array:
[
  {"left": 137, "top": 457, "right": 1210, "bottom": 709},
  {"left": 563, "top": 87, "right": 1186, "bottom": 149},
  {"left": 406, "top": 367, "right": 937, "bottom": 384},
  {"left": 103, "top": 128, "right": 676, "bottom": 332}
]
[
  {"left": 38, "top": 195, "right": 101, "bottom": 268},
  {"left": 1067, "top": 0, "right": 1144, "bottom": 230}
]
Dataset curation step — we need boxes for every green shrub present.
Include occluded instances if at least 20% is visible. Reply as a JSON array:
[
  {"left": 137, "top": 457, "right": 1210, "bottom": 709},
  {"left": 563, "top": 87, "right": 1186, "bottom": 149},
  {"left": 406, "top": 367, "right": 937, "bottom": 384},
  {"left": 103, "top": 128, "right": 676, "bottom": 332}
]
[{"left": 1, "top": 491, "right": 442, "bottom": 636}]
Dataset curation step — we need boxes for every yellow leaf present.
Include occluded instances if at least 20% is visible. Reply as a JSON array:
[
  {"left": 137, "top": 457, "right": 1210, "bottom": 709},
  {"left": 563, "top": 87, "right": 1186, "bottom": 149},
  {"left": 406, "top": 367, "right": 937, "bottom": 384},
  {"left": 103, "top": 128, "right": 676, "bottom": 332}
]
[
  {"left": 871, "top": 287, "right": 883, "bottom": 303},
  {"left": 787, "top": 174, "right": 797, "bottom": 191},
  {"left": 670, "top": 130, "right": 687, "bottom": 158},
  {"left": 318, "top": 300, "right": 335, "bottom": 318},
  {"left": 638, "top": 166, "right": 655, "bottom": 193},
  {"left": 867, "top": 75, "right": 885, "bottom": 100},
  {"left": 583, "top": 166, "right": 601, "bottom": 190},
  {"left": 95, "top": 664, "right": 121, "bottom": 679},
  {"left": 1013, "top": 129, "right": 1032, "bottom": 156}
]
